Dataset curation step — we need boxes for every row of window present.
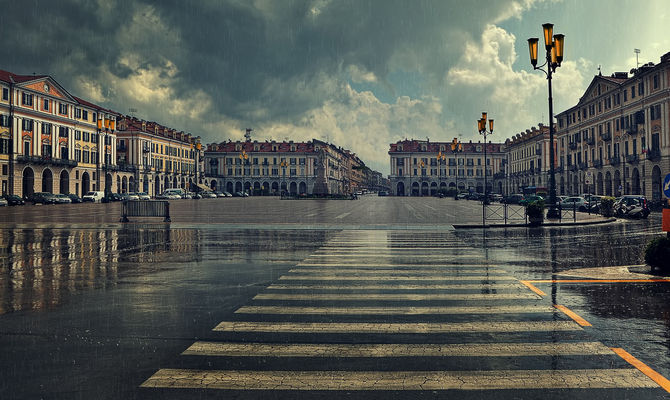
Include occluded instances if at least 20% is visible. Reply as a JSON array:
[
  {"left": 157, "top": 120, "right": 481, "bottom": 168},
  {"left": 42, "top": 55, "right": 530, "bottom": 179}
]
[
  {"left": 224, "top": 168, "right": 305, "bottom": 176},
  {"left": 223, "top": 157, "right": 306, "bottom": 166},
  {"left": 11, "top": 91, "right": 95, "bottom": 121},
  {"left": 395, "top": 168, "right": 492, "bottom": 177}
]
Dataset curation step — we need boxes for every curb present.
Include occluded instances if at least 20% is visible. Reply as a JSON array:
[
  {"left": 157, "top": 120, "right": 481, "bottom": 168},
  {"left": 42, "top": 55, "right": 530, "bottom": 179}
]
[{"left": 453, "top": 217, "right": 617, "bottom": 229}]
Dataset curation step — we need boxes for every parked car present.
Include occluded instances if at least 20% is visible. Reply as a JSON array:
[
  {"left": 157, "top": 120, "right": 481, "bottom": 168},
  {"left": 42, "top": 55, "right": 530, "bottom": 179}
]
[
  {"left": 136, "top": 192, "right": 151, "bottom": 200},
  {"left": 125, "top": 192, "right": 140, "bottom": 201},
  {"left": 214, "top": 191, "right": 226, "bottom": 198},
  {"left": 587, "top": 195, "right": 603, "bottom": 213},
  {"left": 378, "top": 191, "right": 388, "bottom": 196},
  {"left": 0, "top": 197, "right": 7, "bottom": 206},
  {"left": 66, "top": 194, "right": 82, "bottom": 203},
  {"left": 490, "top": 194, "right": 504, "bottom": 202},
  {"left": 82, "top": 191, "right": 105, "bottom": 203},
  {"left": 223, "top": 191, "right": 233, "bottom": 197},
  {"left": 519, "top": 194, "right": 544, "bottom": 206},
  {"left": 560, "top": 196, "right": 588, "bottom": 211},
  {"left": 503, "top": 194, "right": 524, "bottom": 204},
  {"left": 3, "top": 194, "right": 25, "bottom": 206},
  {"left": 157, "top": 189, "right": 182, "bottom": 200},
  {"left": 29, "top": 192, "right": 58, "bottom": 204},
  {"left": 53, "top": 194, "right": 72, "bottom": 204},
  {"left": 456, "top": 192, "right": 468, "bottom": 200},
  {"left": 201, "top": 191, "right": 217, "bottom": 198},
  {"left": 181, "top": 192, "right": 193, "bottom": 199}
]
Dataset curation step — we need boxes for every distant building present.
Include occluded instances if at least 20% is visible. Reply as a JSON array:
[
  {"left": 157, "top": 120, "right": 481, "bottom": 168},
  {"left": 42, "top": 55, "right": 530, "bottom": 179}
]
[
  {"left": 555, "top": 52, "right": 670, "bottom": 200},
  {"left": 505, "top": 124, "right": 556, "bottom": 195},
  {"left": 0, "top": 69, "right": 119, "bottom": 197},
  {"left": 388, "top": 139, "right": 506, "bottom": 196},
  {"left": 115, "top": 116, "right": 203, "bottom": 196},
  {"left": 203, "top": 138, "right": 366, "bottom": 195}
]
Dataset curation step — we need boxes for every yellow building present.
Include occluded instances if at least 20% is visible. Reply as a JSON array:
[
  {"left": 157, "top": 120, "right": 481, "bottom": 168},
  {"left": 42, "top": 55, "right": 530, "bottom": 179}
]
[
  {"left": 115, "top": 116, "right": 202, "bottom": 197},
  {"left": 0, "top": 69, "right": 119, "bottom": 197}
]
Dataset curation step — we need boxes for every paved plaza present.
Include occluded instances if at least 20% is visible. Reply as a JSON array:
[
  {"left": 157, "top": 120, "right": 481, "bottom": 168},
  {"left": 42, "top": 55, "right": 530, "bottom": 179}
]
[{"left": 0, "top": 197, "right": 669, "bottom": 399}]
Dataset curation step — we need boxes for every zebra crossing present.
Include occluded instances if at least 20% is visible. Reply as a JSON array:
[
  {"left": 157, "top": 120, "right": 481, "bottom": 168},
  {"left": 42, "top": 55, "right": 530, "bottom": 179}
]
[{"left": 140, "top": 230, "right": 665, "bottom": 397}]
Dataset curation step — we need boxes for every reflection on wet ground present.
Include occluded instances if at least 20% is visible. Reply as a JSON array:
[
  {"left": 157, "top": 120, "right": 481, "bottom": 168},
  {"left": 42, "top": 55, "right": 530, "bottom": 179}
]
[{"left": 0, "top": 227, "right": 332, "bottom": 315}]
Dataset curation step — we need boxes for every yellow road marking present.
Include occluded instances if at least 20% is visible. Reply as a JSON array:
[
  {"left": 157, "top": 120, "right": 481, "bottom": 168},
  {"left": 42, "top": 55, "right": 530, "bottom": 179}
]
[
  {"left": 183, "top": 341, "right": 613, "bottom": 357},
  {"left": 253, "top": 293, "right": 539, "bottom": 301},
  {"left": 235, "top": 305, "right": 556, "bottom": 315},
  {"left": 279, "top": 275, "right": 516, "bottom": 281},
  {"left": 213, "top": 321, "right": 581, "bottom": 333},
  {"left": 519, "top": 280, "right": 547, "bottom": 296},
  {"left": 267, "top": 283, "right": 526, "bottom": 290},
  {"left": 554, "top": 305, "right": 592, "bottom": 327},
  {"left": 611, "top": 348, "right": 670, "bottom": 393},
  {"left": 141, "top": 368, "right": 654, "bottom": 390}
]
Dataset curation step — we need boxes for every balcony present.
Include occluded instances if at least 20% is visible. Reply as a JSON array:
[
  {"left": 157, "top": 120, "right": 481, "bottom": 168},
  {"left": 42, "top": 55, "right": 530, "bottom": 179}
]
[
  {"left": 625, "top": 127, "right": 638, "bottom": 136},
  {"left": 117, "top": 163, "right": 137, "bottom": 172},
  {"left": 569, "top": 142, "right": 578, "bottom": 150},
  {"left": 536, "top": 149, "right": 542, "bottom": 155},
  {"left": 142, "top": 146, "right": 150, "bottom": 153},
  {"left": 493, "top": 172, "right": 505, "bottom": 179},
  {"left": 625, "top": 154, "right": 639, "bottom": 163},
  {"left": 16, "top": 155, "right": 78, "bottom": 168},
  {"left": 117, "top": 144, "right": 127, "bottom": 152},
  {"left": 609, "top": 157, "right": 620, "bottom": 166},
  {"left": 593, "top": 159, "right": 603, "bottom": 168},
  {"left": 601, "top": 132, "right": 612, "bottom": 141},
  {"left": 568, "top": 165, "right": 578, "bottom": 172},
  {"left": 585, "top": 137, "right": 595, "bottom": 146},
  {"left": 536, "top": 167, "right": 542, "bottom": 174},
  {"left": 578, "top": 162, "right": 589, "bottom": 170},
  {"left": 646, "top": 149, "right": 661, "bottom": 161}
]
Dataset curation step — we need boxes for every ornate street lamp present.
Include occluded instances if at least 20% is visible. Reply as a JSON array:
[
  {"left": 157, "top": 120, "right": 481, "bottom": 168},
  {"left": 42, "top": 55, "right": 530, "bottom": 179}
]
[
  {"left": 239, "top": 150, "right": 248, "bottom": 196},
  {"left": 528, "top": 23, "right": 565, "bottom": 219},
  {"left": 477, "top": 112, "right": 494, "bottom": 205},
  {"left": 450, "top": 137, "right": 463, "bottom": 200},
  {"left": 280, "top": 159, "right": 288, "bottom": 196}
]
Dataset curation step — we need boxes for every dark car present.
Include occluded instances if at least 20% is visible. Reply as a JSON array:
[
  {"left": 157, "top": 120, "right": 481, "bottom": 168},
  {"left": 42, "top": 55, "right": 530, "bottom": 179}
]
[
  {"left": 3, "top": 194, "right": 25, "bottom": 206},
  {"left": 503, "top": 194, "right": 525, "bottom": 204},
  {"left": 107, "top": 193, "right": 123, "bottom": 202},
  {"left": 67, "top": 194, "right": 82, "bottom": 203},
  {"left": 378, "top": 191, "right": 388, "bottom": 196},
  {"left": 28, "top": 192, "right": 57, "bottom": 205}
]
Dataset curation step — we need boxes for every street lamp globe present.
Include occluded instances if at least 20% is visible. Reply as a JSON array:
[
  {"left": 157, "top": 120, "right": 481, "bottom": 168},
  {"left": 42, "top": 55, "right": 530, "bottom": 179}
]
[{"left": 528, "top": 38, "right": 539, "bottom": 67}]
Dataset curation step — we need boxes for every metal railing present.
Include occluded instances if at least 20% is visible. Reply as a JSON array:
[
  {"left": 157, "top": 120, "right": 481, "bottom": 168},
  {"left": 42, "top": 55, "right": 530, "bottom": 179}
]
[
  {"left": 484, "top": 203, "right": 528, "bottom": 225},
  {"left": 120, "top": 200, "right": 171, "bottom": 222}
]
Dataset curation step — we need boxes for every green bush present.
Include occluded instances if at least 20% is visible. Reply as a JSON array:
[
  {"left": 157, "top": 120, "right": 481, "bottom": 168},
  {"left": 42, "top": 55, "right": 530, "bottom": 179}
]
[
  {"left": 526, "top": 200, "right": 545, "bottom": 225},
  {"left": 644, "top": 237, "right": 670, "bottom": 271},
  {"left": 600, "top": 196, "right": 616, "bottom": 217},
  {"left": 537, "top": 191, "right": 548, "bottom": 198}
]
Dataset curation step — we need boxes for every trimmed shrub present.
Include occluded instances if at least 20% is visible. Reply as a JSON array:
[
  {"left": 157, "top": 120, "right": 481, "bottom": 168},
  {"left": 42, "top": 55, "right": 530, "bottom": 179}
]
[
  {"left": 600, "top": 196, "right": 616, "bottom": 217},
  {"left": 644, "top": 237, "right": 670, "bottom": 272},
  {"left": 526, "top": 200, "right": 545, "bottom": 225}
]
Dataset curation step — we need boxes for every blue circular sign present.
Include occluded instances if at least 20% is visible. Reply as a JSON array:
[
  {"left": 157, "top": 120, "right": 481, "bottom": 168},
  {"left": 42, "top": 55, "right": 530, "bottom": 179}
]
[{"left": 664, "top": 174, "right": 670, "bottom": 198}]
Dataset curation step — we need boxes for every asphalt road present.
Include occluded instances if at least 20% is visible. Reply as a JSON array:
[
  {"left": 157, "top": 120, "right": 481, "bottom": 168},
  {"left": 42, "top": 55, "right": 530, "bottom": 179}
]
[{"left": 0, "top": 197, "right": 668, "bottom": 399}]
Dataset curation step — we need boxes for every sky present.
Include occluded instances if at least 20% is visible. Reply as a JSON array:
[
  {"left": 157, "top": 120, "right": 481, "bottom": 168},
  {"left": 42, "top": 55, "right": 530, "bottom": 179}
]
[{"left": 1, "top": 0, "right": 668, "bottom": 174}]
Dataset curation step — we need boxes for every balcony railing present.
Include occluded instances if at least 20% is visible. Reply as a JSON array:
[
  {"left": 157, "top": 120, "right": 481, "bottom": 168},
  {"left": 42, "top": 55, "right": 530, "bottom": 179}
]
[
  {"left": 625, "top": 127, "right": 638, "bottom": 136},
  {"left": 601, "top": 132, "right": 612, "bottom": 141},
  {"left": 646, "top": 149, "right": 661, "bottom": 161},
  {"left": 625, "top": 154, "right": 639, "bottom": 163},
  {"left": 569, "top": 142, "right": 578, "bottom": 150},
  {"left": 555, "top": 166, "right": 564, "bottom": 173},
  {"left": 493, "top": 172, "right": 505, "bottom": 179},
  {"left": 117, "top": 163, "right": 137, "bottom": 172},
  {"left": 585, "top": 137, "right": 595, "bottom": 145},
  {"left": 609, "top": 156, "right": 620, "bottom": 166},
  {"left": 593, "top": 159, "right": 603, "bottom": 168},
  {"left": 16, "top": 155, "right": 78, "bottom": 167},
  {"left": 568, "top": 164, "right": 578, "bottom": 172},
  {"left": 578, "top": 162, "right": 588, "bottom": 170}
]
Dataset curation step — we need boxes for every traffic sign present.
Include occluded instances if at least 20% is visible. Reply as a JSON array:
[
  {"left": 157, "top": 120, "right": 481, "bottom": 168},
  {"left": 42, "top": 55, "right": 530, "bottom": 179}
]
[
  {"left": 664, "top": 174, "right": 670, "bottom": 198},
  {"left": 585, "top": 171, "right": 593, "bottom": 185}
]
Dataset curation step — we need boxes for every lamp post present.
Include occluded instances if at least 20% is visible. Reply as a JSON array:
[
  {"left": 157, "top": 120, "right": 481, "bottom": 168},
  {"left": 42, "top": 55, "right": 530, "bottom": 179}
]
[
  {"left": 528, "top": 23, "right": 565, "bottom": 219},
  {"left": 280, "top": 160, "right": 288, "bottom": 196},
  {"left": 239, "top": 150, "right": 248, "bottom": 196},
  {"left": 437, "top": 151, "right": 446, "bottom": 196},
  {"left": 477, "top": 112, "right": 494, "bottom": 205},
  {"left": 450, "top": 137, "right": 463, "bottom": 199},
  {"left": 419, "top": 160, "right": 426, "bottom": 196}
]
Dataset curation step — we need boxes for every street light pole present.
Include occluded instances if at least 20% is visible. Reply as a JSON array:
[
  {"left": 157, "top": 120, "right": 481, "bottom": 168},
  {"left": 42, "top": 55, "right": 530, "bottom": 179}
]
[
  {"left": 478, "top": 113, "right": 494, "bottom": 226},
  {"left": 528, "top": 23, "right": 564, "bottom": 219},
  {"left": 450, "top": 137, "right": 463, "bottom": 200}
]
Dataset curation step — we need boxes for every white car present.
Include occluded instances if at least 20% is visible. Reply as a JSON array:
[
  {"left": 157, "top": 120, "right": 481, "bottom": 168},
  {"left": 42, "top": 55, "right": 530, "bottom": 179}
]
[
  {"left": 82, "top": 191, "right": 105, "bottom": 203},
  {"left": 201, "top": 191, "right": 217, "bottom": 198},
  {"left": 136, "top": 192, "right": 151, "bottom": 200},
  {"left": 560, "top": 196, "right": 588, "bottom": 211}
]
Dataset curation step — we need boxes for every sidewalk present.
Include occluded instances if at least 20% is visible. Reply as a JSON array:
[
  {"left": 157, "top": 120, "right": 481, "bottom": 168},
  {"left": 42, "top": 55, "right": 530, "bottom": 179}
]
[{"left": 453, "top": 211, "right": 616, "bottom": 229}]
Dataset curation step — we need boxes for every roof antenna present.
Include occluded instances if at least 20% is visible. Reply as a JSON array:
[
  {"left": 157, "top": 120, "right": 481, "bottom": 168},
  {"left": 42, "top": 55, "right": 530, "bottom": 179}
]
[
  {"left": 598, "top": 65, "right": 602, "bottom": 76},
  {"left": 245, "top": 128, "right": 252, "bottom": 142},
  {"left": 634, "top": 48, "right": 641, "bottom": 69}
]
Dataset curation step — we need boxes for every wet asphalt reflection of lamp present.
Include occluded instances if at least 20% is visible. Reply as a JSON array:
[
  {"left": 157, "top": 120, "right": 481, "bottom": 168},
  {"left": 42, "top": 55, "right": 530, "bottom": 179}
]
[
  {"left": 529, "top": 23, "right": 564, "bottom": 219},
  {"left": 450, "top": 137, "right": 463, "bottom": 199},
  {"left": 478, "top": 113, "right": 493, "bottom": 205}
]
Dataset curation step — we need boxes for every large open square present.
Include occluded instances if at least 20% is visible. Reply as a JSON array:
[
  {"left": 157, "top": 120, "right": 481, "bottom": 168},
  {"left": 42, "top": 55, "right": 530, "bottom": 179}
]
[{"left": 1, "top": 197, "right": 669, "bottom": 399}]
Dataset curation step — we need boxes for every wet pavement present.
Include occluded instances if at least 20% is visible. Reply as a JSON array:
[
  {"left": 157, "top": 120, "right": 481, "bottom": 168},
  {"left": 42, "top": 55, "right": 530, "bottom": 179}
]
[{"left": 0, "top": 196, "right": 669, "bottom": 399}]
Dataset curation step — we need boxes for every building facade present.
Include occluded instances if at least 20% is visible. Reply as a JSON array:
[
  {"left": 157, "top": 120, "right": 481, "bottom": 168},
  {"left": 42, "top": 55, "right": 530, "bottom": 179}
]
[
  {"left": 0, "top": 70, "right": 120, "bottom": 198},
  {"left": 388, "top": 139, "right": 506, "bottom": 196},
  {"left": 555, "top": 52, "right": 670, "bottom": 201},
  {"left": 203, "top": 138, "right": 365, "bottom": 195},
  {"left": 115, "top": 116, "right": 203, "bottom": 197},
  {"left": 505, "top": 124, "right": 556, "bottom": 195}
]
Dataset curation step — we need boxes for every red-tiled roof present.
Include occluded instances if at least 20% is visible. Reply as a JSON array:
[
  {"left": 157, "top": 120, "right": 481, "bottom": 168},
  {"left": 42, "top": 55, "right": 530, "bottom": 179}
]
[
  {"left": 72, "top": 95, "right": 119, "bottom": 114},
  {"left": 389, "top": 140, "right": 503, "bottom": 154},
  {"left": 206, "top": 141, "right": 316, "bottom": 153},
  {"left": 0, "top": 69, "right": 47, "bottom": 84}
]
